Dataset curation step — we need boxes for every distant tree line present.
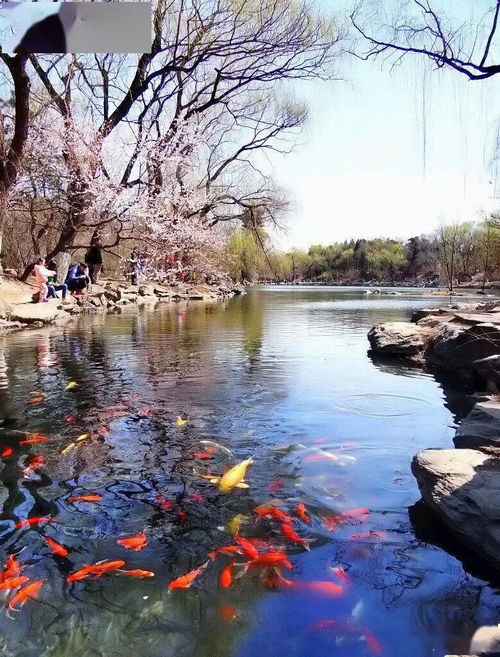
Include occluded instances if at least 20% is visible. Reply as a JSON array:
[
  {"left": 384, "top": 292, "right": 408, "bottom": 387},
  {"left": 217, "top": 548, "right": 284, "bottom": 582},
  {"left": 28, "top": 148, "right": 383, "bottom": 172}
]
[{"left": 227, "top": 215, "right": 500, "bottom": 287}]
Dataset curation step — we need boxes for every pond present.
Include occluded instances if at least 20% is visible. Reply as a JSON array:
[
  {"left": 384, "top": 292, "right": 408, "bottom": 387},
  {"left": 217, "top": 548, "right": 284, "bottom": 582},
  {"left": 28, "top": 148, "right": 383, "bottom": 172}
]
[{"left": 0, "top": 286, "right": 498, "bottom": 657}]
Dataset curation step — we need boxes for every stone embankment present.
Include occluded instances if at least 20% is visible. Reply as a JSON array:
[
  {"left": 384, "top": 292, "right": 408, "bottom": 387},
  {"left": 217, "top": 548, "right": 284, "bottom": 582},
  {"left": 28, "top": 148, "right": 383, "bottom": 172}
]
[{"left": 0, "top": 279, "right": 245, "bottom": 334}]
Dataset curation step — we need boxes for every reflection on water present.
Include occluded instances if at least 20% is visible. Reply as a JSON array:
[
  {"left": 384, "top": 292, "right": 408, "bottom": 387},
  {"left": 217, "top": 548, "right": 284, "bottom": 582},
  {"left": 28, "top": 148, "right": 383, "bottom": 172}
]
[{"left": 0, "top": 287, "right": 497, "bottom": 657}]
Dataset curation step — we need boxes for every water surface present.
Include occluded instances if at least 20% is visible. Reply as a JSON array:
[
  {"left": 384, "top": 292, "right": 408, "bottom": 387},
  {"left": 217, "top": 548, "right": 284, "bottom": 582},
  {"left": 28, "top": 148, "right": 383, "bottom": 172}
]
[{"left": 0, "top": 286, "right": 497, "bottom": 657}]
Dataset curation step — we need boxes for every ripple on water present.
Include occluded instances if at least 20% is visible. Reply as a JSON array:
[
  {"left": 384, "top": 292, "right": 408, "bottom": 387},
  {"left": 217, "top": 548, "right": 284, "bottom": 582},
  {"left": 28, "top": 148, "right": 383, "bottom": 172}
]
[{"left": 337, "top": 393, "right": 432, "bottom": 417}]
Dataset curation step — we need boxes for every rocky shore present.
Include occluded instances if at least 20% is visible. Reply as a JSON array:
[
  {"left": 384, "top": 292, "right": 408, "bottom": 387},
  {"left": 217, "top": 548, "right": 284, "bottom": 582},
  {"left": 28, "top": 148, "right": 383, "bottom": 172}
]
[{"left": 0, "top": 278, "right": 246, "bottom": 334}]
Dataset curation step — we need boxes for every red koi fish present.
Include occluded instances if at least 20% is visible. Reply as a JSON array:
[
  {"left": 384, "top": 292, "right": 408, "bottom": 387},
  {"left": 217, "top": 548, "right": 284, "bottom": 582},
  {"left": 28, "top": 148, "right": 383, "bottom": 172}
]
[
  {"left": 349, "top": 531, "right": 386, "bottom": 541},
  {"left": 25, "top": 455, "right": 44, "bottom": 468},
  {"left": 190, "top": 452, "right": 212, "bottom": 459},
  {"left": 1, "top": 554, "right": 21, "bottom": 581},
  {"left": 219, "top": 561, "right": 234, "bottom": 588},
  {"left": 248, "top": 551, "right": 292, "bottom": 569},
  {"left": 300, "top": 581, "right": 344, "bottom": 597},
  {"left": 234, "top": 535, "right": 259, "bottom": 560},
  {"left": 8, "top": 580, "right": 43, "bottom": 612},
  {"left": 208, "top": 546, "right": 241, "bottom": 561},
  {"left": 117, "top": 534, "right": 147, "bottom": 552},
  {"left": 27, "top": 396, "right": 44, "bottom": 405},
  {"left": 322, "top": 515, "right": 340, "bottom": 532},
  {"left": 268, "top": 480, "right": 282, "bottom": 494},
  {"left": 330, "top": 567, "right": 351, "bottom": 584},
  {"left": 0, "top": 575, "right": 29, "bottom": 591},
  {"left": 296, "top": 503, "right": 311, "bottom": 524},
  {"left": 341, "top": 508, "right": 369, "bottom": 521},
  {"left": 20, "top": 434, "right": 48, "bottom": 444},
  {"left": 312, "top": 620, "right": 382, "bottom": 654},
  {"left": 219, "top": 605, "right": 238, "bottom": 621},
  {"left": 280, "top": 523, "right": 310, "bottom": 549},
  {"left": 15, "top": 516, "right": 53, "bottom": 529},
  {"left": 65, "top": 415, "right": 76, "bottom": 423},
  {"left": 1, "top": 447, "right": 12, "bottom": 458},
  {"left": 176, "top": 510, "right": 188, "bottom": 523},
  {"left": 44, "top": 536, "right": 69, "bottom": 557},
  {"left": 155, "top": 493, "right": 173, "bottom": 509},
  {"left": 189, "top": 494, "right": 203, "bottom": 501},
  {"left": 67, "top": 494, "right": 102, "bottom": 503},
  {"left": 118, "top": 569, "right": 154, "bottom": 578},
  {"left": 168, "top": 561, "right": 208, "bottom": 590},
  {"left": 253, "top": 505, "right": 293, "bottom": 524}
]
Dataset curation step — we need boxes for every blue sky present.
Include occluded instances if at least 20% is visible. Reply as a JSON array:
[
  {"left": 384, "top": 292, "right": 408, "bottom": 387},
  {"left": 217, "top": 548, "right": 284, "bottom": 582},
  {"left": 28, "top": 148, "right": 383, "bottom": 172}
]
[{"left": 270, "top": 1, "right": 499, "bottom": 249}]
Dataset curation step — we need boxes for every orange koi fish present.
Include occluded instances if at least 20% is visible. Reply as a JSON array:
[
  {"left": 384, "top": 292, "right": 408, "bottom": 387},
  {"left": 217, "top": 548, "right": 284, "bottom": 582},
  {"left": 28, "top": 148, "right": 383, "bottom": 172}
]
[
  {"left": 304, "top": 453, "right": 338, "bottom": 462},
  {"left": 249, "top": 551, "right": 292, "bottom": 569},
  {"left": 20, "top": 434, "right": 48, "bottom": 444},
  {"left": 67, "top": 564, "right": 97, "bottom": 582},
  {"left": 116, "top": 534, "right": 147, "bottom": 552},
  {"left": 118, "top": 569, "right": 154, "bottom": 578},
  {"left": 168, "top": 561, "right": 208, "bottom": 590},
  {"left": 1, "top": 554, "right": 21, "bottom": 581},
  {"left": 67, "top": 494, "right": 102, "bottom": 503},
  {"left": 27, "top": 396, "right": 44, "bottom": 405},
  {"left": 341, "top": 508, "right": 369, "bottom": 520},
  {"left": 8, "top": 580, "right": 43, "bottom": 612},
  {"left": 312, "top": 620, "right": 381, "bottom": 654},
  {"left": 1, "top": 447, "right": 12, "bottom": 458},
  {"left": 296, "top": 503, "right": 311, "bottom": 524},
  {"left": 300, "top": 581, "right": 344, "bottom": 597},
  {"left": 280, "top": 523, "right": 310, "bottom": 549},
  {"left": 349, "top": 531, "right": 386, "bottom": 541},
  {"left": 263, "top": 569, "right": 295, "bottom": 589},
  {"left": 91, "top": 560, "right": 126, "bottom": 577},
  {"left": 253, "top": 505, "right": 292, "bottom": 524},
  {"left": 234, "top": 535, "right": 259, "bottom": 560},
  {"left": 15, "top": 516, "right": 53, "bottom": 529},
  {"left": 208, "top": 545, "right": 241, "bottom": 561},
  {"left": 219, "top": 561, "right": 234, "bottom": 588},
  {"left": 190, "top": 452, "right": 212, "bottom": 459},
  {"left": 0, "top": 575, "right": 29, "bottom": 591},
  {"left": 44, "top": 536, "right": 69, "bottom": 557},
  {"left": 322, "top": 515, "right": 340, "bottom": 532},
  {"left": 155, "top": 493, "right": 173, "bottom": 509}
]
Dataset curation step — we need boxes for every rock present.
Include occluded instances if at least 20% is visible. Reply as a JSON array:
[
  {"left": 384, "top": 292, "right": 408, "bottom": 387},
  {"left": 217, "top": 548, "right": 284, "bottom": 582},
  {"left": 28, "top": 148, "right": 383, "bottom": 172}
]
[
  {"left": 470, "top": 626, "right": 500, "bottom": 656},
  {"left": 367, "top": 322, "right": 431, "bottom": 357},
  {"left": 431, "top": 322, "right": 500, "bottom": 370},
  {"left": 473, "top": 355, "right": 500, "bottom": 391},
  {"left": 138, "top": 285, "right": 155, "bottom": 296},
  {"left": 3, "top": 269, "right": 18, "bottom": 279},
  {"left": 412, "top": 448, "right": 500, "bottom": 570},
  {"left": 0, "top": 299, "right": 12, "bottom": 320},
  {"left": 454, "top": 401, "right": 500, "bottom": 448},
  {"left": 104, "top": 288, "right": 122, "bottom": 303},
  {"left": 231, "top": 284, "right": 246, "bottom": 295},
  {"left": 9, "top": 302, "right": 64, "bottom": 324}
]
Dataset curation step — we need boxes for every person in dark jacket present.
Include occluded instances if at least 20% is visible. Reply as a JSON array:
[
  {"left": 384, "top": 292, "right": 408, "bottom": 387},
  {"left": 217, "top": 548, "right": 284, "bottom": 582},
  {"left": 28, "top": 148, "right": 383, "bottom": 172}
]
[
  {"left": 85, "top": 237, "right": 103, "bottom": 284},
  {"left": 66, "top": 263, "right": 90, "bottom": 295}
]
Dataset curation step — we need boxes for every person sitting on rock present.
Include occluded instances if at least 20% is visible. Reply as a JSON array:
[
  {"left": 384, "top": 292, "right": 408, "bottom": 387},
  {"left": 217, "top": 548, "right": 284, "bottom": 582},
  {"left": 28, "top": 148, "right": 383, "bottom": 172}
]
[
  {"left": 33, "top": 256, "right": 56, "bottom": 303},
  {"left": 46, "top": 259, "right": 68, "bottom": 301},
  {"left": 66, "top": 262, "right": 90, "bottom": 296}
]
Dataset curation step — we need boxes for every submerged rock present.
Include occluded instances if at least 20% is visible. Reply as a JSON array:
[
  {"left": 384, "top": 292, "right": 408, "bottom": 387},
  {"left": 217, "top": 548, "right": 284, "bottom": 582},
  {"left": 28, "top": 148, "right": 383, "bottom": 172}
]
[
  {"left": 412, "top": 447, "right": 500, "bottom": 570},
  {"left": 367, "top": 322, "right": 431, "bottom": 357}
]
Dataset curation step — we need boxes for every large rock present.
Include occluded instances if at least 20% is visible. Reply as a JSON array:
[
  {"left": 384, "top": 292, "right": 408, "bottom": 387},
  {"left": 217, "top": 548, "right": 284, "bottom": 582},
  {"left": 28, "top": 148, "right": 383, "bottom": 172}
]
[
  {"left": 367, "top": 322, "right": 431, "bottom": 357},
  {"left": 431, "top": 322, "right": 500, "bottom": 370},
  {"left": 412, "top": 448, "right": 500, "bottom": 570},
  {"left": 9, "top": 302, "right": 66, "bottom": 324},
  {"left": 473, "top": 354, "right": 500, "bottom": 391},
  {"left": 454, "top": 401, "right": 500, "bottom": 449}
]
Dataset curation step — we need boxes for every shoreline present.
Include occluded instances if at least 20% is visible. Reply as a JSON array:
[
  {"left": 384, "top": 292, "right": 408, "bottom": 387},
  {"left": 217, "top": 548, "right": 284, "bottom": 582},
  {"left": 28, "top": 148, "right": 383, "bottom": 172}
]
[{"left": 0, "top": 277, "right": 246, "bottom": 335}]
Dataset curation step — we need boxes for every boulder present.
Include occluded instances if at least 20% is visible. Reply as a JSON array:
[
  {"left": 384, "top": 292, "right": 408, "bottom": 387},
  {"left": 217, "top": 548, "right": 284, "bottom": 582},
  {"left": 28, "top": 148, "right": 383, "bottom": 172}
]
[
  {"left": 412, "top": 448, "right": 500, "bottom": 570},
  {"left": 367, "top": 322, "right": 431, "bottom": 357},
  {"left": 104, "top": 288, "right": 122, "bottom": 303},
  {"left": 138, "top": 285, "right": 155, "bottom": 296},
  {"left": 454, "top": 401, "right": 500, "bottom": 449},
  {"left": 231, "top": 284, "right": 246, "bottom": 295},
  {"left": 431, "top": 322, "right": 500, "bottom": 370},
  {"left": 473, "top": 355, "right": 500, "bottom": 392},
  {"left": 2, "top": 269, "right": 18, "bottom": 278},
  {"left": 9, "top": 302, "right": 65, "bottom": 324}
]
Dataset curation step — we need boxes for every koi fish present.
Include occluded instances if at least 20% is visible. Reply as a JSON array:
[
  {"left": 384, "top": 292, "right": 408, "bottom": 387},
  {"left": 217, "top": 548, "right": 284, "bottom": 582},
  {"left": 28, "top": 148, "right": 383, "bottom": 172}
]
[
  {"left": 341, "top": 508, "right": 370, "bottom": 520},
  {"left": 67, "top": 564, "right": 98, "bottom": 582},
  {"left": 254, "top": 505, "right": 293, "bottom": 524},
  {"left": 175, "top": 417, "right": 187, "bottom": 426},
  {"left": 329, "top": 567, "right": 351, "bottom": 583},
  {"left": 217, "top": 458, "right": 253, "bottom": 492},
  {"left": 199, "top": 440, "right": 233, "bottom": 456},
  {"left": 27, "top": 396, "right": 44, "bottom": 405},
  {"left": 280, "top": 522, "right": 310, "bottom": 550},
  {"left": 349, "top": 531, "right": 386, "bottom": 541},
  {"left": 0, "top": 575, "right": 29, "bottom": 591},
  {"left": 44, "top": 536, "right": 69, "bottom": 557},
  {"left": 219, "top": 561, "right": 234, "bottom": 588},
  {"left": 190, "top": 452, "right": 212, "bottom": 459},
  {"left": 25, "top": 455, "right": 44, "bottom": 468},
  {"left": 219, "top": 605, "right": 238, "bottom": 621},
  {"left": 76, "top": 433, "right": 90, "bottom": 442},
  {"left": 300, "top": 581, "right": 344, "bottom": 597},
  {"left": 155, "top": 493, "right": 173, "bottom": 509},
  {"left": 312, "top": 620, "right": 381, "bottom": 654},
  {"left": 65, "top": 381, "right": 78, "bottom": 390},
  {"left": 99, "top": 426, "right": 110, "bottom": 435},
  {"left": 189, "top": 493, "right": 204, "bottom": 501},
  {"left": 225, "top": 514, "right": 248, "bottom": 536},
  {"left": 8, "top": 580, "right": 43, "bottom": 612},
  {"left": 60, "top": 443, "right": 76, "bottom": 455},
  {"left": 116, "top": 534, "right": 147, "bottom": 552},
  {"left": 263, "top": 568, "right": 295, "bottom": 589},
  {"left": 118, "top": 569, "right": 154, "bottom": 578},
  {"left": 65, "top": 415, "right": 76, "bottom": 423},
  {"left": 314, "top": 438, "right": 327, "bottom": 444},
  {"left": 1, "top": 554, "right": 20, "bottom": 581},
  {"left": 15, "top": 516, "right": 53, "bottom": 529},
  {"left": 234, "top": 535, "right": 259, "bottom": 560},
  {"left": 20, "top": 434, "right": 48, "bottom": 444},
  {"left": 248, "top": 551, "right": 292, "bottom": 569},
  {"left": 176, "top": 510, "right": 188, "bottom": 523},
  {"left": 90, "top": 560, "right": 126, "bottom": 577},
  {"left": 168, "top": 561, "right": 208, "bottom": 590},
  {"left": 208, "top": 545, "right": 241, "bottom": 561},
  {"left": 322, "top": 515, "right": 340, "bottom": 531},
  {"left": 68, "top": 494, "right": 102, "bottom": 503},
  {"left": 304, "top": 453, "right": 338, "bottom": 462},
  {"left": 296, "top": 503, "right": 311, "bottom": 524},
  {"left": 268, "top": 480, "right": 282, "bottom": 493},
  {"left": 1, "top": 447, "right": 12, "bottom": 458}
]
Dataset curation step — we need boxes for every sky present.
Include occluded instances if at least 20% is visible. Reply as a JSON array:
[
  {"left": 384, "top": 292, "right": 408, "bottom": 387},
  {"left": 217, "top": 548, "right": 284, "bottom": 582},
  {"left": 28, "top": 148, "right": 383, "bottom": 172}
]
[{"left": 269, "top": 1, "right": 500, "bottom": 250}]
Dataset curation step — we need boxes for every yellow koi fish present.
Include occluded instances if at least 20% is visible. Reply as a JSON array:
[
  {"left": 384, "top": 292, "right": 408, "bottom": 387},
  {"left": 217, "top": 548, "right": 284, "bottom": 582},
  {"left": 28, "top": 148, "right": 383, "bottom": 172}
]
[
  {"left": 65, "top": 382, "right": 78, "bottom": 390},
  {"left": 216, "top": 458, "right": 253, "bottom": 492},
  {"left": 175, "top": 417, "right": 187, "bottom": 427}
]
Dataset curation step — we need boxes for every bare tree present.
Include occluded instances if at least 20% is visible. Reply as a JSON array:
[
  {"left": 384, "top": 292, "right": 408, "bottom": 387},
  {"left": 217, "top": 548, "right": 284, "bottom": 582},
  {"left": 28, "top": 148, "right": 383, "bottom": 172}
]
[
  {"left": 351, "top": 0, "right": 500, "bottom": 80},
  {"left": 437, "top": 223, "right": 459, "bottom": 292}
]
